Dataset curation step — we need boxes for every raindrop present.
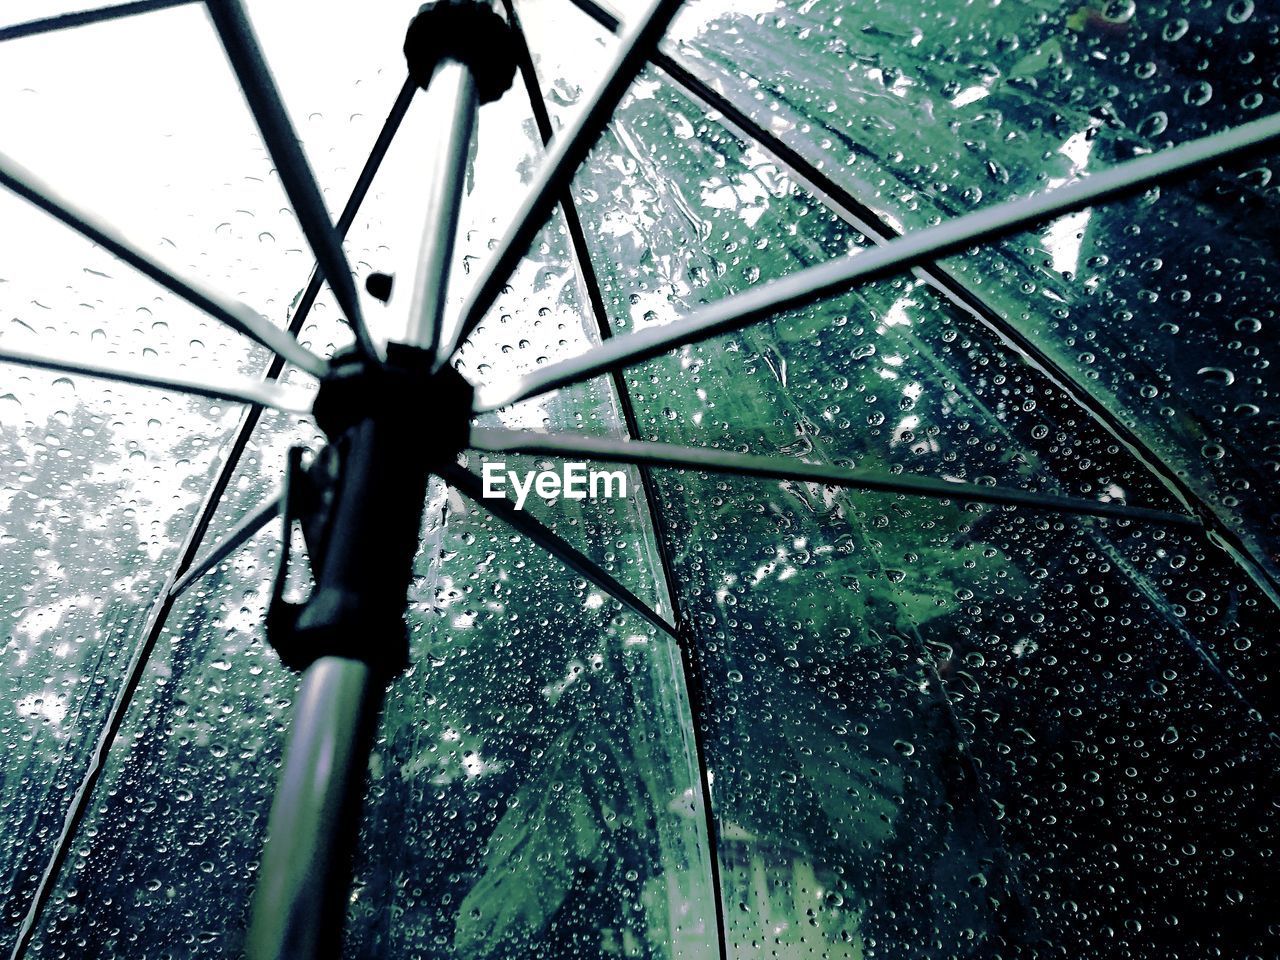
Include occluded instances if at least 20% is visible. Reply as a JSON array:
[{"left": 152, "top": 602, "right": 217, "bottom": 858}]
[
  {"left": 1162, "top": 17, "right": 1189, "bottom": 41},
  {"left": 1137, "top": 112, "right": 1169, "bottom": 139},
  {"left": 1184, "top": 81, "right": 1213, "bottom": 106},
  {"left": 1197, "top": 367, "right": 1235, "bottom": 386},
  {"left": 1227, "top": 0, "right": 1254, "bottom": 24},
  {"left": 1103, "top": 0, "right": 1136, "bottom": 24},
  {"left": 549, "top": 79, "right": 581, "bottom": 106}
]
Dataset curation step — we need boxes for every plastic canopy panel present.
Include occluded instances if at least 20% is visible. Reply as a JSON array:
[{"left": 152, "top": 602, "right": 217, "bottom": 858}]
[
  {"left": 658, "top": 0, "right": 1280, "bottom": 588},
  {"left": 0, "top": 0, "right": 1276, "bottom": 959}
]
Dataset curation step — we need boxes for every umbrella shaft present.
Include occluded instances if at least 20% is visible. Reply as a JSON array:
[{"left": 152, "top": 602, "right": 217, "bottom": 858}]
[
  {"left": 405, "top": 58, "right": 479, "bottom": 359},
  {"left": 246, "top": 657, "right": 384, "bottom": 960},
  {"left": 246, "top": 57, "right": 482, "bottom": 960}
]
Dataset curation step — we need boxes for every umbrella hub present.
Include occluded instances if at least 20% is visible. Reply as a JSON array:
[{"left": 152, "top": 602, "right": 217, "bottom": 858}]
[
  {"left": 403, "top": 0, "right": 518, "bottom": 105},
  {"left": 311, "top": 343, "right": 475, "bottom": 465},
  {"left": 265, "top": 345, "right": 473, "bottom": 675}
]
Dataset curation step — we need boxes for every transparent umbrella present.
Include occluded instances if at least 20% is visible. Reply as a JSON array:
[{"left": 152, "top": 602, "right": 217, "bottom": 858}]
[{"left": 0, "top": 0, "right": 1277, "bottom": 958}]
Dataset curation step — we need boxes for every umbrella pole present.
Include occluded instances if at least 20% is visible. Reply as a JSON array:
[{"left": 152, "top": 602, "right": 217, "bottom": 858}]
[
  {"left": 245, "top": 54, "right": 481, "bottom": 960},
  {"left": 245, "top": 658, "right": 384, "bottom": 960}
]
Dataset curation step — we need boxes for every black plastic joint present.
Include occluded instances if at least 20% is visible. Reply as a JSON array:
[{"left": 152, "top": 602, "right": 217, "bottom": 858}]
[
  {"left": 268, "top": 588, "right": 410, "bottom": 677},
  {"left": 311, "top": 344, "right": 474, "bottom": 463},
  {"left": 404, "top": 0, "right": 519, "bottom": 105},
  {"left": 265, "top": 347, "right": 475, "bottom": 677}
]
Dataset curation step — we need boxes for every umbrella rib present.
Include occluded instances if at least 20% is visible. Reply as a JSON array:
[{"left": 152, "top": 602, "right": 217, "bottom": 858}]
[
  {"left": 443, "top": 464, "right": 677, "bottom": 638},
  {"left": 469, "top": 428, "right": 1201, "bottom": 529},
  {"left": 4, "top": 81, "right": 416, "bottom": 960},
  {"left": 474, "top": 111, "right": 1280, "bottom": 412},
  {"left": 0, "top": 149, "right": 327, "bottom": 378},
  {"left": 204, "top": 0, "right": 380, "bottom": 363},
  {"left": 446, "top": 0, "right": 688, "bottom": 360},
  {"left": 0, "top": 0, "right": 198, "bottom": 42},
  {"left": 0, "top": 343, "right": 313, "bottom": 413},
  {"left": 561, "top": 0, "right": 621, "bottom": 31},
  {"left": 502, "top": 9, "right": 732, "bottom": 956},
  {"left": 169, "top": 491, "right": 282, "bottom": 598}
]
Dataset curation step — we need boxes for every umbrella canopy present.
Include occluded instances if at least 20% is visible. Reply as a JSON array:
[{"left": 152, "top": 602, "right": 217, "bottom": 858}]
[{"left": 0, "top": 0, "right": 1277, "bottom": 958}]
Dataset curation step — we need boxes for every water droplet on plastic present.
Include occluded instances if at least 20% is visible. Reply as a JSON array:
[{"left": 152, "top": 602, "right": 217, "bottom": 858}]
[
  {"left": 1103, "top": 0, "right": 1136, "bottom": 24},
  {"left": 1137, "top": 111, "right": 1168, "bottom": 139},
  {"left": 1227, "top": 0, "right": 1254, "bottom": 24},
  {"left": 1197, "top": 366, "right": 1235, "bottom": 386},
  {"left": 1184, "top": 81, "right": 1213, "bottom": 106}
]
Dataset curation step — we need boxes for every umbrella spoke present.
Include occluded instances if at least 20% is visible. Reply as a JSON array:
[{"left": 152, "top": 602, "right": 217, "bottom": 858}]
[
  {"left": 561, "top": 0, "right": 620, "bottom": 32},
  {"left": 474, "top": 111, "right": 1280, "bottom": 412},
  {"left": 446, "top": 0, "right": 687, "bottom": 359},
  {"left": 281, "top": 77, "right": 419, "bottom": 360},
  {"left": 0, "top": 150, "right": 327, "bottom": 377},
  {"left": 443, "top": 464, "right": 676, "bottom": 637},
  {"left": 468, "top": 427, "right": 1201, "bottom": 529},
  {"left": 169, "top": 492, "right": 282, "bottom": 598},
  {"left": 0, "top": 0, "right": 198, "bottom": 43},
  {"left": 204, "top": 0, "right": 379, "bottom": 363},
  {"left": 0, "top": 343, "right": 314, "bottom": 413}
]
